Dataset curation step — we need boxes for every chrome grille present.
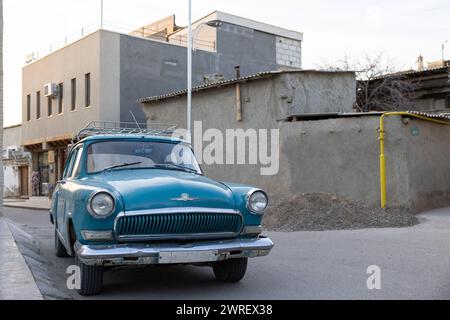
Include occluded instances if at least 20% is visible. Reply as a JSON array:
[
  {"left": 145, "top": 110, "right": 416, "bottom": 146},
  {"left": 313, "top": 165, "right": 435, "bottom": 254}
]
[{"left": 115, "top": 209, "right": 243, "bottom": 241}]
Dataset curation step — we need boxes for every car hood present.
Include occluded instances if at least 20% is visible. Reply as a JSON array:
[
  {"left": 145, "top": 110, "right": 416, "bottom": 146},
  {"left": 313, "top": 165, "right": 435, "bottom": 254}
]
[{"left": 90, "top": 169, "right": 235, "bottom": 212}]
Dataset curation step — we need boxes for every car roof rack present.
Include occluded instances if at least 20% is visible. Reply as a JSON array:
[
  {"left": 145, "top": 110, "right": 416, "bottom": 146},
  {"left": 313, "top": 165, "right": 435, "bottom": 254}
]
[{"left": 72, "top": 121, "right": 178, "bottom": 144}]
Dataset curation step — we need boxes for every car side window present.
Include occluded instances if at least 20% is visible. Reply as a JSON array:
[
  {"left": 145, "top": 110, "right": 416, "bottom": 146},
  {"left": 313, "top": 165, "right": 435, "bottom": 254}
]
[
  {"left": 64, "top": 147, "right": 80, "bottom": 179},
  {"left": 71, "top": 147, "right": 84, "bottom": 178},
  {"left": 62, "top": 151, "right": 74, "bottom": 179}
]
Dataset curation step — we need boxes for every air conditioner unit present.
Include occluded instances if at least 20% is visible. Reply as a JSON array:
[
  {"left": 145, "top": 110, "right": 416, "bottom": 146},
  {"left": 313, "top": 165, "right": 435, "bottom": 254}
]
[
  {"left": 44, "top": 83, "right": 58, "bottom": 97},
  {"left": 6, "top": 146, "right": 18, "bottom": 159}
]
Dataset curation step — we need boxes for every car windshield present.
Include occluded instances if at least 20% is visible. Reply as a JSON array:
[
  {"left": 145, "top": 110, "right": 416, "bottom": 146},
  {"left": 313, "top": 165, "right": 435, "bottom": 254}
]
[{"left": 86, "top": 140, "right": 202, "bottom": 174}]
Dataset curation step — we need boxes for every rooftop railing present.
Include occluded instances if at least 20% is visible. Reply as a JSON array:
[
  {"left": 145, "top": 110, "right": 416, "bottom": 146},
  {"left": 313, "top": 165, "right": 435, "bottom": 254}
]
[
  {"left": 72, "top": 121, "right": 178, "bottom": 144},
  {"left": 25, "top": 20, "right": 216, "bottom": 65}
]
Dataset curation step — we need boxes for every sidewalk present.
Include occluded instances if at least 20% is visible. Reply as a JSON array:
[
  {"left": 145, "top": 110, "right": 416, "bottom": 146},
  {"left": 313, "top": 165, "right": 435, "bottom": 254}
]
[
  {"left": 0, "top": 218, "right": 43, "bottom": 300},
  {"left": 3, "top": 197, "right": 51, "bottom": 211}
]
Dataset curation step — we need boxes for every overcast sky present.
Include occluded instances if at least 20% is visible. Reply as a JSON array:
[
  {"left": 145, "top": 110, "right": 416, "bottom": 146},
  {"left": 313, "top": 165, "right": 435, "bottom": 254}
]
[{"left": 3, "top": 0, "right": 450, "bottom": 126}]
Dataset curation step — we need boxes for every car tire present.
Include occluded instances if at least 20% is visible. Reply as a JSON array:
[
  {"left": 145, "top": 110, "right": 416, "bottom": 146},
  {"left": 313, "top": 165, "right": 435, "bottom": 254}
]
[
  {"left": 213, "top": 258, "right": 248, "bottom": 283},
  {"left": 54, "top": 228, "right": 69, "bottom": 257},
  {"left": 75, "top": 254, "right": 104, "bottom": 296}
]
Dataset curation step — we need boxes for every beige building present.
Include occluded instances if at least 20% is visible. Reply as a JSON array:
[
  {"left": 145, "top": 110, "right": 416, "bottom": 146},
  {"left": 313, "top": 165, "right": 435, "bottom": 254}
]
[{"left": 22, "top": 30, "right": 119, "bottom": 195}]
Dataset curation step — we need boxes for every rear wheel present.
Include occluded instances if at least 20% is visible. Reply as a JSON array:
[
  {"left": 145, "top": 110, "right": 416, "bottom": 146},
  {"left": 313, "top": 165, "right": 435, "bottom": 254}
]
[
  {"left": 54, "top": 228, "right": 69, "bottom": 257},
  {"left": 76, "top": 254, "right": 104, "bottom": 296},
  {"left": 213, "top": 258, "right": 248, "bottom": 282}
]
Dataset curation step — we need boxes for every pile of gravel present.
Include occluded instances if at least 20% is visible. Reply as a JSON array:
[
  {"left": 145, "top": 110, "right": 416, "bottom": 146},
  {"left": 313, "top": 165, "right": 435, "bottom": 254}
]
[{"left": 263, "top": 193, "right": 419, "bottom": 232}]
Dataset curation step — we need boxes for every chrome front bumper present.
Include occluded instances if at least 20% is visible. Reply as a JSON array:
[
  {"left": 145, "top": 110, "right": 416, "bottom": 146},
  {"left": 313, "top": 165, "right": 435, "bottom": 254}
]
[{"left": 75, "top": 237, "right": 274, "bottom": 266}]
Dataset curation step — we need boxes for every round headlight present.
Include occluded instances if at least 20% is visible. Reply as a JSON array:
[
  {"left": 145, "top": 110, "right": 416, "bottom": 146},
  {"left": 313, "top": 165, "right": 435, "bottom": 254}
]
[
  {"left": 247, "top": 190, "right": 268, "bottom": 214},
  {"left": 88, "top": 192, "right": 115, "bottom": 218}
]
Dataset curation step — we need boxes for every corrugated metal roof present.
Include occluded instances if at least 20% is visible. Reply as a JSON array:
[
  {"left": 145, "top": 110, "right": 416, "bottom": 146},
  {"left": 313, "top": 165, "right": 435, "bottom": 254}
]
[
  {"left": 138, "top": 69, "right": 354, "bottom": 104},
  {"left": 407, "top": 110, "right": 450, "bottom": 121},
  {"left": 283, "top": 112, "right": 384, "bottom": 121},
  {"left": 283, "top": 111, "right": 450, "bottom": 122},
  {"left": 372, "top": 66, "right": 449, "bottom": 80}
]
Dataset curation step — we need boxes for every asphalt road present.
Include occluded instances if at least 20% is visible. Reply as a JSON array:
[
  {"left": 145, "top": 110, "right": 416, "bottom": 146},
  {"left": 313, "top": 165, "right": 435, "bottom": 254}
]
[{"left": 3, "top": 206, "right": 450, "bottom": 300}]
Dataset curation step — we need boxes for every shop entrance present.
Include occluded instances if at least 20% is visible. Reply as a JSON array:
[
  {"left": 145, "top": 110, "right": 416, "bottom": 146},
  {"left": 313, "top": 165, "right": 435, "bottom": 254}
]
[
  {"left": 37, "top": 151, "right": 50, "bottom": 196},
  {"left": 19, "top": 166, "right": 29, "bottom": 197}
]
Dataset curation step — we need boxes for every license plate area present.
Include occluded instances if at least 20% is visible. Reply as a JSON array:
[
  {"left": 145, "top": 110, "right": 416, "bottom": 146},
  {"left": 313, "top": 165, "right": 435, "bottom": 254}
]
[{"left": 158, "top": 250, "right": 219, "bottom": 264}]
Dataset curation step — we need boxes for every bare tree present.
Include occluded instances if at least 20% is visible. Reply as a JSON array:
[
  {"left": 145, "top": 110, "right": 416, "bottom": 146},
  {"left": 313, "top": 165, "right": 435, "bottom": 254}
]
[{"left": 320, "top": 53, "right": 419, "bottom": 112}]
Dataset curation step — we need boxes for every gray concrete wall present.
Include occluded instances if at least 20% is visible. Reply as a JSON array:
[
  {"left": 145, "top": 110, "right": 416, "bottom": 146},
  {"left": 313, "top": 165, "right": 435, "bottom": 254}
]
[
  {"left": 142, "top": 73, "right": 450, "bottom": 212},
  {"left": 143, "top": 71, "right": 356, "bottom": 127},
  {"left": 404, "top": 119, "right": 450, "bottom": 212},
  {"left": 195, "top": 116, "right": 409, "bottom": 209},
  {"left": 215, "top": 24, "right": 279, "bottom": 78},
  {"left": 202, "top": 114, "right": 450, "bottom": 212},
  {"left": 276, "top": 117, "right": 410, "bottom": 208},
  {"left": 275, "top": 72, "right": 356, "bottom": 117},
  {"left": 119, "top": 35, "right": 216, "bottom": 123},
  {"left": 119, "top": 26, "right": 282, "bottom": 124},
  {"left": 22, "top": 31, "right": 105, "bottom": 144},
  {"left": 168, "top": 10, "right": 303, "bottom": 70},
  {"left": 143, "top": 75, "right": 278, "bottom": 129}
]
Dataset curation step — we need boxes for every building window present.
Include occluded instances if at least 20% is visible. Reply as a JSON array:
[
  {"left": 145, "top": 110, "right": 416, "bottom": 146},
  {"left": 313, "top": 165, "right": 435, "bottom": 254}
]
[
  {"left": 71, "top": 78, "right": 77, "bottom": 111},
  {"left": 36, "top": 91, "right": 41, "bottom": 119},
  {"left": 85, "top": 73, "right": 91, "bottom": 107},
  {"left": 58, "top": 83, "right": 63, "bottom": 114},
  {"left": 26, "top": 94, "right": 31, "bottom": 121},
  {"left": 48, "top": 97, "right": 52, "bottom": 116}
]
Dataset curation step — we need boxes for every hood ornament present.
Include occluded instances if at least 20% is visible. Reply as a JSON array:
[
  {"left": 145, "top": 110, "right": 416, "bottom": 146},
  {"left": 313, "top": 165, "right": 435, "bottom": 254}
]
[{"left": 171, "top": 193, "right": 199, "bottom": 202}]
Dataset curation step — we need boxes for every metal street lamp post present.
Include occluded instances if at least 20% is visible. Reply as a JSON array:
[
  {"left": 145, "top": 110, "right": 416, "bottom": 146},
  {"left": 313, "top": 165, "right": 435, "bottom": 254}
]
[
  {"left": 100, "top": 0, "right": 104, "bottom": 29},
  {"left": 187, "top": 0, "right": 192, "bottom": 143},
  {"left": 186, "top": 1, "right": 222, "bottom": 143}
]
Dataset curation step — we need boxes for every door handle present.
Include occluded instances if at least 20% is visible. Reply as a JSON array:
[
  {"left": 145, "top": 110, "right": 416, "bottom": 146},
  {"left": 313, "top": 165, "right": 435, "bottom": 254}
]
[{"left": 57, "top": 180, "right": 66, "bottom": 185}]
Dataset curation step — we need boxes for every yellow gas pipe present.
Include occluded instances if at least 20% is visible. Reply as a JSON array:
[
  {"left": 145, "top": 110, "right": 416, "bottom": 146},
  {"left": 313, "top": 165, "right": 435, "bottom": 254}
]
[{"left": 379, "top": 112, "right": 450, "bottom": 209}]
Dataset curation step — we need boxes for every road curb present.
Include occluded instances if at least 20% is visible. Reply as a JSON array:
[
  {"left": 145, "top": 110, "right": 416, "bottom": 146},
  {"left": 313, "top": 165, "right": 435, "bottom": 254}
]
[
  {"left": 0, "top": 218, "right": 43, "bottom": 300},
  {"left": 3, "top": 204, "right": 50, "bottom": 211}
]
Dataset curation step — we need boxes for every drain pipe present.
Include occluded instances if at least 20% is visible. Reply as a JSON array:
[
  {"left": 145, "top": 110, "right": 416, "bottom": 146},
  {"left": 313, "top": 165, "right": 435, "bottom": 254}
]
[
  {"left": 235, "top": 66, "right": 243, "bottom": 122},
  {"left": 379, "top": 112, "right": 450, "bottom": 209}
]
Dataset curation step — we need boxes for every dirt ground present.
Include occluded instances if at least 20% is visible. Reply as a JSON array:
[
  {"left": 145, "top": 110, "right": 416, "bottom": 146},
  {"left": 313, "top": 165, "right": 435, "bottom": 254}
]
[{"left": 263, "top": 193, "right": 419, "bottom": 232}]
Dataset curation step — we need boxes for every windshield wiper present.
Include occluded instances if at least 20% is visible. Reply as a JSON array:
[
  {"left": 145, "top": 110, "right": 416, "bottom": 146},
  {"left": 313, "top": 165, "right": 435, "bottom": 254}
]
[
  {"left": 101, "top": 161, "right": 143, "bottom": 173},
  {"left": 155, "top": 163, "right": 199, "bottom": 174}
]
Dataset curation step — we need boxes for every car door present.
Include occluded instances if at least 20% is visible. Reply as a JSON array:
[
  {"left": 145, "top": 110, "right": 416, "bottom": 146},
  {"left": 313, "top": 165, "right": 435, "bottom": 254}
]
[{"left": 55, "top": 145, "right": 83, "bottom": 239}]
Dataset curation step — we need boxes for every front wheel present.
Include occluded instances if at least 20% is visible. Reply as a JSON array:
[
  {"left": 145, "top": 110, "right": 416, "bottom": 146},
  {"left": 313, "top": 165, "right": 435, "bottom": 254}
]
[
  {"left": 213, "top": 258, "right": 248, "bottom": 283},
  {"left": 76, "top": 255, "right": 104, "bottom": 296},
  {"left": 54, "top": 228, "right": 69, "bottom": 257}
]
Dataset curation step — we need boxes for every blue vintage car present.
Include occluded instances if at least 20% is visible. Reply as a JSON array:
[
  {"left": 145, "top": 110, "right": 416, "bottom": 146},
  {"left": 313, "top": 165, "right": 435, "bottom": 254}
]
[{"left": 51, "top": 124, "right": 274, "bottom": 295}]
